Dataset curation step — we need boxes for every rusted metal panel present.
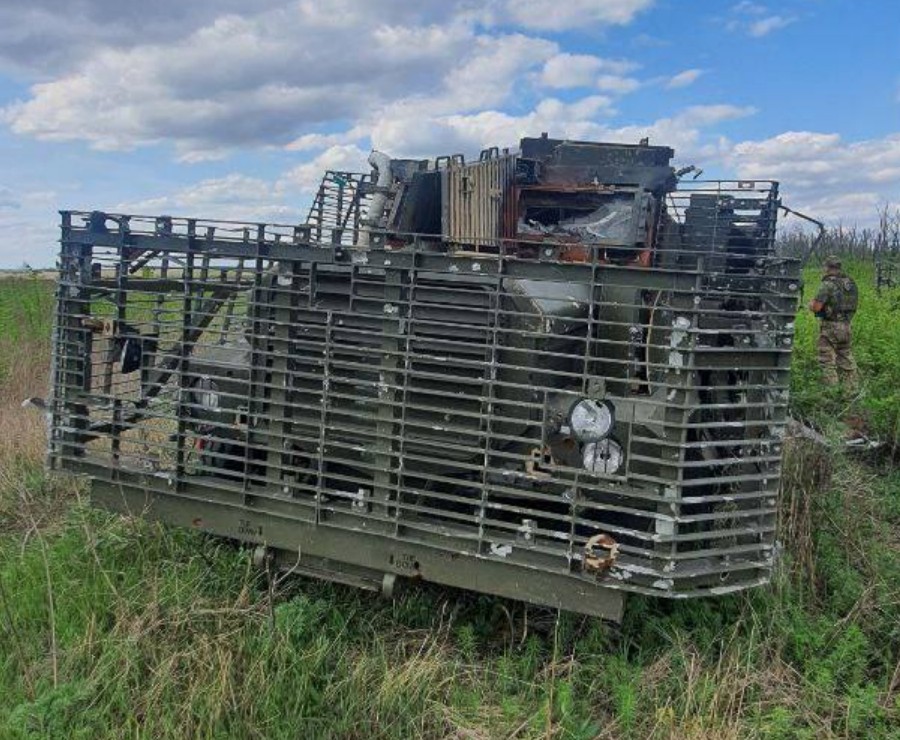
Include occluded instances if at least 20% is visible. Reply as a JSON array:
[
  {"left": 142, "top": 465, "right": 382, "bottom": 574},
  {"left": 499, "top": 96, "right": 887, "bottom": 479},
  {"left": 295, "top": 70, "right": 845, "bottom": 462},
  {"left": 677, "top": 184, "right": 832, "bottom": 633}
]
[{"left": 443, "top": 155, "right": 517, "bottom": 250}]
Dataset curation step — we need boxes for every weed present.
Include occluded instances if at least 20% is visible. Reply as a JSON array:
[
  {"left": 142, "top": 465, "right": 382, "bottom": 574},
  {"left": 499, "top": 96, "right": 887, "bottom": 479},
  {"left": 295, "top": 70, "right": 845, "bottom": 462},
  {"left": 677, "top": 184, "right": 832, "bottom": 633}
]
[{"left": 0, "top": 269, "right": 898, "bottom": 738}]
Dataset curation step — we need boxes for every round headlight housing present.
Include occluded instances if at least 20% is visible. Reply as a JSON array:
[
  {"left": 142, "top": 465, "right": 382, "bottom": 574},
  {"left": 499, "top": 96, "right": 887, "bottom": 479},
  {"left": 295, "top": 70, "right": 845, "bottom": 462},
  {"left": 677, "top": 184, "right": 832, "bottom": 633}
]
[
  {"left": 582, "top": 438, "right": 624, "bottom": 476},
  {"left": 569, "top": 399, "right": 614, "bottom": 441}
]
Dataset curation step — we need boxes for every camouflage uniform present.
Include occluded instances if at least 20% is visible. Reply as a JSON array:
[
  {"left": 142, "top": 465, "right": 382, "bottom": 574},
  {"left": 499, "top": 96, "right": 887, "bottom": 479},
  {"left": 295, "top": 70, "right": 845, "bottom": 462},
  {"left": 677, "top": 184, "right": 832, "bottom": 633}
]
[{"left": 812, "top": 261, "right": 859, "bottom": 389}]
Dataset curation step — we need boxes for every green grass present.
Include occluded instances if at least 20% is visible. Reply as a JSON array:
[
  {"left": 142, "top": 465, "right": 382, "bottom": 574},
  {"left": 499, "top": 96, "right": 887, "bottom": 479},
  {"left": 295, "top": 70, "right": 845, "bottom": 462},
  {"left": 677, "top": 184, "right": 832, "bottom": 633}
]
[
  {"left": 792, "top": 260, "right": 900, "bottom": 447},
  {"left": 0, "top": 274, "right": 54, "bottom": 352},
  {"left": 1, "top": 268, "right": 899, "bottom": 738}
]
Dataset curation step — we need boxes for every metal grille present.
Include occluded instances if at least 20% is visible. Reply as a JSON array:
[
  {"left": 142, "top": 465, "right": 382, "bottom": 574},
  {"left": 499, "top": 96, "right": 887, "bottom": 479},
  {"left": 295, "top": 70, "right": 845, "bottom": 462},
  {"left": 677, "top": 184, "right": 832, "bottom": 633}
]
[
  {"left": 443, "top": 154, "right": 519, "bottom": 249},
  {"left": 306, "top": 170, "right": 371, "bottom": 246},
  {"left": 49, "top": 182, "right": 799, "bottom": 605}
]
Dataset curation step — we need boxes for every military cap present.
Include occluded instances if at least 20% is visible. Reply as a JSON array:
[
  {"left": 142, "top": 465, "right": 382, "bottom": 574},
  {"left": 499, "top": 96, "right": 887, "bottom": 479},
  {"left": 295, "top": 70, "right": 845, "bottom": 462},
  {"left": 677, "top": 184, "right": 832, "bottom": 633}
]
[{"left": 824, "top": 255, "right": 842, "bottom": 269}]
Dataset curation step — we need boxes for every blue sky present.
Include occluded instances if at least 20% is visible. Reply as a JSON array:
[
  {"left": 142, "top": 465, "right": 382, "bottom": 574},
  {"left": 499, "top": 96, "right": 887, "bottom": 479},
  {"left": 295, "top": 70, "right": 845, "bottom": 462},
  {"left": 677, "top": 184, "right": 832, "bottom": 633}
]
[{"left": 0, "top": 0, "right": 897, "bottom": 267}]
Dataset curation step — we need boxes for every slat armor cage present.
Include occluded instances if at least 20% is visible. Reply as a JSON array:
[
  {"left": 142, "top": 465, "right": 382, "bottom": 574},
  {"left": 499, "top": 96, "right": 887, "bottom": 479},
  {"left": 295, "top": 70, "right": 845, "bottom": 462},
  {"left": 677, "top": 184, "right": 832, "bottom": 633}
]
[{"left": 48, "top": 137, "right": 800, "bottom": 620}]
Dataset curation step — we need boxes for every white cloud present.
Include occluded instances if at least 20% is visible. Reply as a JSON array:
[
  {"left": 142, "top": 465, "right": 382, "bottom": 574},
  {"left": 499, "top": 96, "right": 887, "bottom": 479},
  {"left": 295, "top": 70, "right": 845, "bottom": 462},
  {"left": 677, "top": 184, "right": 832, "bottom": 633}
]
[
  {"left": 442, "top": 34, "right": 557, "bottom": 110},
  {"left": 117, "top": 145, "right": 372, "bottom": 224},
  {"left": 731, "top": 1, "right": 767, "bottom": 16},
  {"left": 277, "top": 145, "right": 371, "bottom": 194},
  {"left": 538, "top": 53, "right": 639, "bottom": 89},
  {"left": 540, "top": 54, "right": 601, "bottom": 89},
  {"left": 1, "top": 6, "right": 531, "bottom": 157},
  {"left": 363, "top": 100, "right": 753, "bottom": 163},
  {"left": 502, "top": 0, "right": 654, "bottom": 31},
  {"left": 0, "top": 0, "right": 285, "bottom": 76},
  {"left": 285, "top": 128, "right": 368, "bottom": 152},
  {"left": 353, "top": 93, "right": 649, "bottom": 159},
  {"left": 118, "top": 174, "right": 298, "bottom": 223},
  {"left": 3, "top": 10, "right": 573, "bottom": 162},
  {"left": 0, "top": 0, "right": 653, "bottom": 80},
  {"left": 7, "top": 0, "right": 887, "bottom": 267},
  {"left": 666, "top": 68, "right": 704, "bottom": 89},
  {"left": 724, "top": 3, "right": 797, "bottom": 37},
  {"left": 1, "top": 0, "right": 659, "bottom": 162},
  {"left": 417, "top": 96, "right": 618, "bottom": 155},
  {"left": 747, "top": 15, "right": 796, "bottom": 37},
  {"left": 728, "top": 131, "right": 900, "bottom": 223},
  {"left": 596, "top": 74, "right": 641, "bottom": 94}
]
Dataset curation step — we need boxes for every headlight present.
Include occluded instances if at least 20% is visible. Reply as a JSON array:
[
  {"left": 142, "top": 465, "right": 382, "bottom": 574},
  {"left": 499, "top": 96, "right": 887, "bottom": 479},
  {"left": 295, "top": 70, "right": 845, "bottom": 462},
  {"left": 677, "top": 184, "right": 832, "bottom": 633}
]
[
  {"left": 569, "top": 399, "right": 614, "bottom": 441},
  {"left": 193, "top": 377, "right": 220, "bottom": 410},
  {"left": 582, "top": 439, "right": 624, "bottom": 475}
]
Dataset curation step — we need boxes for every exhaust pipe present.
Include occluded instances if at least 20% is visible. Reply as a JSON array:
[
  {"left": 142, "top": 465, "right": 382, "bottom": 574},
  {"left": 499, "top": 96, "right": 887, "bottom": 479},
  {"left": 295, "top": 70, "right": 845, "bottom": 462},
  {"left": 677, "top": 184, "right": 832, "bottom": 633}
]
[{"left": 359, "top": 150, "right": 392, "bottom": 247}]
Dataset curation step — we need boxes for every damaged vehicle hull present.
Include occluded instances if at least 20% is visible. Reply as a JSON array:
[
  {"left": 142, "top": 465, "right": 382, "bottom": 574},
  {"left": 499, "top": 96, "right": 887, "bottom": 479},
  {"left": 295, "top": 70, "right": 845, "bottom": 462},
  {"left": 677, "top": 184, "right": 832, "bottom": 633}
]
[{"left": 47, "top": 135, "right": 799, "bottom": 620}]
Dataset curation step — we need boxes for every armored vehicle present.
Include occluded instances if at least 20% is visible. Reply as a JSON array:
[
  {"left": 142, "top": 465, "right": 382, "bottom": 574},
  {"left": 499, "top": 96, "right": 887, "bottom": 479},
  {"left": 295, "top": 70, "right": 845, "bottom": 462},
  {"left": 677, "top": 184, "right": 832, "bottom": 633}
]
[{"left": 47, "top": 135, "right": 799, "bottom": 620}]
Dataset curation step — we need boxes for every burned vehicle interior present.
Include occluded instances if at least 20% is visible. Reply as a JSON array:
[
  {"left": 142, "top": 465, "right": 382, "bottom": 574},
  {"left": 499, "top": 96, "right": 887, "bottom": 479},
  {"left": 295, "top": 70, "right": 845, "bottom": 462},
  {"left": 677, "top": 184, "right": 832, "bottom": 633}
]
[{"left": 48, "top": 135, "right": 799, "bottom": 620}]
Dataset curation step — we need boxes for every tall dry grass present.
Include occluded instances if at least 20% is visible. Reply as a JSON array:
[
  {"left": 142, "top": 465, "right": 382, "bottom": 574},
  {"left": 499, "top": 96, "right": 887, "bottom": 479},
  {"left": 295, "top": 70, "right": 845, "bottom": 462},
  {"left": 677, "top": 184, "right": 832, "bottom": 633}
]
[
  {"left": 0, "top": 276, "right": 69, "bottom": 533},
  {"left": 1, "top": 267, "right": 897, "bottom": 737},
  {"left": 0, "top": 337, "right": 49, "bottom": 464}
]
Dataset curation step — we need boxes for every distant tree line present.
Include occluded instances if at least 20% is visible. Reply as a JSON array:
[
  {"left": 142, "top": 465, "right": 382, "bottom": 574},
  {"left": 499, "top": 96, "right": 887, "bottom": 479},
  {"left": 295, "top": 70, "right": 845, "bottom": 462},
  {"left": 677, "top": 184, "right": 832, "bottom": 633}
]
[{"left": 777, "top": 204, "right": 900, "bottom": 264}]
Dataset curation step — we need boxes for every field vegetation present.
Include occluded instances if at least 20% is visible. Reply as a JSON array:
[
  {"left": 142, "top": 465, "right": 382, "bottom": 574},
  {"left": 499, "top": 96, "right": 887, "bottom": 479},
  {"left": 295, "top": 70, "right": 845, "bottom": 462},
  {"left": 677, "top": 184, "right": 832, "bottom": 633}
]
[{"left": 1, "top": 228, "right": 899, "bottom": 738}]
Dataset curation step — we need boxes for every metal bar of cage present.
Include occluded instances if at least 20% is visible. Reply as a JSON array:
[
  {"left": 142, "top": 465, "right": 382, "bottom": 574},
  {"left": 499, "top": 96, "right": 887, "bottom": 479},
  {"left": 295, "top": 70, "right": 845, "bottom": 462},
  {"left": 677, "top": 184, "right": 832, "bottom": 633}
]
[{"left": 48, "top": 179, "right": 799, "bottom": 618}]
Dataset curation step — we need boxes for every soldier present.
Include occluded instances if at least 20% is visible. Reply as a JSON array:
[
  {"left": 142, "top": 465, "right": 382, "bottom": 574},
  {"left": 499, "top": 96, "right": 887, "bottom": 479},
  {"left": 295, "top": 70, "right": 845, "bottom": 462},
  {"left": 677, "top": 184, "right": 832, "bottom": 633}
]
[{"left": 808, "top": 255, "right": 859, "bottom": 390}]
